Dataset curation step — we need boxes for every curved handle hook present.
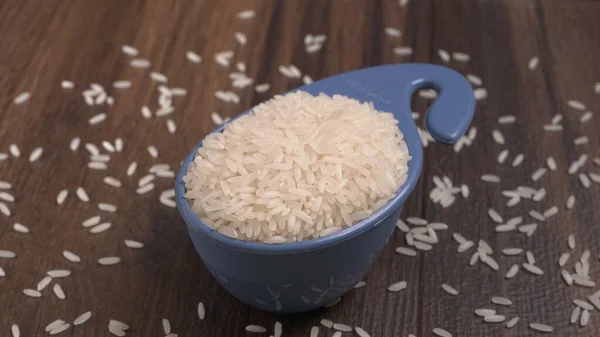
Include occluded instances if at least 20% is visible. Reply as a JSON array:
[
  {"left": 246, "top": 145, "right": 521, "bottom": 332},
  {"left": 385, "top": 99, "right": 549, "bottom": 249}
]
[{"left": 400, "top": 64, "right": 476, "bottom": 143}]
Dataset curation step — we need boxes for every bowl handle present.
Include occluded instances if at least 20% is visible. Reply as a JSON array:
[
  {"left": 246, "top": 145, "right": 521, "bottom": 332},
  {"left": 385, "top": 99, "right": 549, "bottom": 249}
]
[{"left": 398, "top": 63, "right": 476, "bottom": 144}]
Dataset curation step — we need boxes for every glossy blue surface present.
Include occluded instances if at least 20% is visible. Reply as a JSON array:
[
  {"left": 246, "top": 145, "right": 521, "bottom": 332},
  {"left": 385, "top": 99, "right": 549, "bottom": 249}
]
[{"left": 175, "top": 63, "right": 475, "bottom": 312}]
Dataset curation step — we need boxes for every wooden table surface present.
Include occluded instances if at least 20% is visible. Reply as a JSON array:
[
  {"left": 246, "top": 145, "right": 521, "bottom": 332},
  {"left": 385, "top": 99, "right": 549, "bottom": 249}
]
[{"left": 2, "top": 0, "right": 600, "bottom": 336}]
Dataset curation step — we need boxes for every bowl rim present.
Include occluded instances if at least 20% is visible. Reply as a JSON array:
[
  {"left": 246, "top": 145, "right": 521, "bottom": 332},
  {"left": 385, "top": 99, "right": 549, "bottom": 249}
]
[{"left": 175, "top": 101, "right": 423, "bottom": 255}]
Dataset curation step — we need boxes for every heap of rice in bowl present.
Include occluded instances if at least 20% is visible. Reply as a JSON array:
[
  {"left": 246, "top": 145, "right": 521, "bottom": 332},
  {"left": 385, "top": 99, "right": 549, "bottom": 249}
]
[{"left": 183, "top": 91, "right": 410, "bottom": 243}]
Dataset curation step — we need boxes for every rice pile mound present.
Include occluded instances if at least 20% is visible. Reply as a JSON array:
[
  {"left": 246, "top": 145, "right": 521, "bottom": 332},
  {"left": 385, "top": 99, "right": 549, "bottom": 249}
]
[{"left": 183, "top": 91, "right": 410, "bottom": 243}]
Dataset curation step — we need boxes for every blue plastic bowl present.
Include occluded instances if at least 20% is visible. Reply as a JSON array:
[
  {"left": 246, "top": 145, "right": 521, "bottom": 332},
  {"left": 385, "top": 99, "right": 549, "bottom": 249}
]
[{"left": 175, "top": 64, "right": 475, "bottom": 313}]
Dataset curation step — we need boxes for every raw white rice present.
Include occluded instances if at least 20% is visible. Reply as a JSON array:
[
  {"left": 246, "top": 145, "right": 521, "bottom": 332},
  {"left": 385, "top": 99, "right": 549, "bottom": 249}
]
[
  {"left": 255, "top": 83, "right": 271, "bottom": 93},
  {"left": 581, "top": 111, "right": 593, "bottom": 123},
  {"left": 183, "top": 92, "right": 409, "bottom": 242},
  {"left": 505, "top": 264, "right": 519, "bottom": 278},
  {"left": 441, "top": 283, "right": 458, "bottom": 295},
  {"left": 90, "top": 222, "right": 112, "bottom": 233},
  {"left": 484, "top": 315, "right": 505, "bottom": 323},
  {"left": 488, "top": 208, "right": 503, "bottom": 223},
  {"left": 141, "top": 106, "right": 152, "bottom": 119},
  {"left": 61, "top": 80, "right": 74, "bottom": 89},
  {"left": 355, "top": 327, "right": 370, "bottom": 337},
  {"left": 84, "top": 143, "right": 99, "bottom": 156},
  {"left": 474, "top": 88, "right": 487, "bottom": 100},
  {"left": 491, "top": 296, "right": 512, "bottom": 306},
  {"left": 492, "top": 130, "right": 505, "bottom": 144},
  {"left": 393, "top": 47, "right": 413, "bottom": 56},
  {"left": 69, "top": 137, "right": 81, "bottom": 151},
  {"left": 571, "top": 306, "right": 581, "bottom": 324},
  {"left": 211, "top": 112, "right": 224, "bottom": 125},
  {"left": 53, "top": 283, "right": 66, "bottom": 299},
  {"left": 0, "top": 250, "right": 16, "bottom": 258},
  {"left": 333, "top": 323, "right": 352, "bottom": 332},
  {"left": 197, "top": 302, "right": 205, "bottom": 319},
  {"left": 98, "top": 256, "right": 121, "bottom": 265},
  {"left": 47, "top": 269, "right": 71, "bottom": 277},
  {"left": 102, "top": 141, "right": 115, "bottom": 153},
  {"left": 543, "top": 124, "right": 563, "bottom": 131},
  {"left": 310, "top": 327, "right": 319, "bottom": 337},
  {"left": 388, "top": 281, "right": 407, "bottom": 292},
  {"left": 543, "top": 206, "right": 558, "bottom": 218},
  {"left": 49, "top": 323, "right": 70, "bottom": 335},
  {"left": 46, "top": 320, "right": 66, "bottom": 332},
  {"left": 498, "top": 115, "right": 516, "bottom": 124},
  {"left": 82, "top": 215, "right": 101, "bottom": 227},
  {"left": 73, "top": 311, "right": 92, "bottom": 325},
  {"left": 14, "top": 91, "right": 31, "bottom": 104},
  {"left": 9, "top": 144, "right": 20, "bottom": 157},
  {"left": 506, "top": 316, "right": 519, "bottom": 328},
  {"left": 11, "top": 324, "right": 19, "bottom": 337},
  {"left": 396, "top": 246, "right": 417, "bottom": 256},
  {"left": 150, "top": 72, "right": 168, "bottom": 83},
  {"left": 432, "top": 328, "right": 452, "bottom": 337},
  {"left": 13, "top": 223, "right": 29, "bottom": 234},
  {"left": 302, "top": 75, "right": 313, "bottom": 84},
  {"left": 88, "top": 162, "right": 107, "bottom": 170},
  {"left": 384, "top": 27, "right": 402, "bottom": 37},
  {"left": 531, "top": 167, "right": 547, "bottom": 181},
  {"left": 162, "top": 318, "right": 171, "bottom": 334},
  {"left": 29, "top": 147, "right": 43, "bottom": 162},
  {"left": 354, "top": 281, "right": 366, "bottom": 288},
  {"left": 510, "top": 153, "right": 523, "bottom": 166},
  {"left": 166, "top": 119, "right": 177, "bottom": 133},
  {"left": 63, "top": 250, "right": 81, "bottom": 263},
  {"left": 237, "top": 9, "right": 256, "bottom": 19},
  {"left": 113, "top": 80, "right": 132, "bottom": 89},
  {"left": 130, "top": 58, "right": 151, "bottom": 68},
  {"left": 147, "top": 146, "right": 159, "bottom": 158},
  {"left": 481, "top": 174, "right": 500, "bottom": 183},
  {"left": 546, "top": 156, "right": 557, "bottom": 170},
  {"left": 529, "top": 323, "right": 553, "bottom": 332},
  {"left": 497, "top": 149, "right": 509, "bottom": 163},
  {"left": 186, "top": 51, "right": 202, "bottom": 63},
  {"left": 36, "top": 276, "right": 52, "bottom": 291},
  {"left": 551, "top": 114, "right": 563, "bottom": 124},
  {"left": 121, "top": 45, "right": 138, "bottom": 56},
  {"left": 567, "top": 100, "right": 586, "bottom": 111},
  {"left": 109, "top": 320, "right": 129, "bottom": 331},
  {"left": 0, "top": 202, "right": 11, "bottom": 216},
  {"left": 89, "top": 113, "right": 107, "bottom": 125},
  {"left": 452, "top": 52, "right": 470, "bottom": 62},
  {"left": 406, "top": 217, "right": 427, "bottom": 225},
  {"left": 234, "top": 31, "right": 247, "bottom": 45},
  {"left": 245, "top": 325, "right": 267, "bottom": 333},
  {"left": 466, "top": 74, "right": 482, "bottom": 86},
  {"left": 320, "top": 319, "right": 333, "bottom": 328},
  {"left": 528, "top": 57, "right": 539, "bottom": 70},
  {"left": 0, "top": 192, "right": 14, "bottom": 202},
  {"left": 76, "top": 187, "right": 90, "bottom": 202},
  {"left": 98, "top": 203, "right": 117, "bottom": 212},
  {"left": 559, "top": 252, "right": 570, "bottom": 267},
  {"left": 574, "top": 299, "right": 594, "bottom": 311},
  {"left": 579, "top": 173, "right": 591, "bottom": 188},
  {"left": 136, "top": 183, "right": 155, "bottom": 194},
  {"left": 23, "top": 288, "right": 42, "bottom": 297},
  {"left": 574, "top": 136, "right": 589, "bottom": 145},
  {"left": 124, "top": 239, "right": 144, "bottom": 249},
  {"left": 437, "top": 49, "right": 450, "bottom": 62},
  {"left": 522, "top": 263, "right": 543, "bottom": 275},
  {"left": 502, "top": 248, "right": 523, "bottom": 256},
  {"left": 103, "top": 176, "right": 121, "bottom": 188},
  {"left": 127, "top": 162, "right": 138, "bottom": 176}
]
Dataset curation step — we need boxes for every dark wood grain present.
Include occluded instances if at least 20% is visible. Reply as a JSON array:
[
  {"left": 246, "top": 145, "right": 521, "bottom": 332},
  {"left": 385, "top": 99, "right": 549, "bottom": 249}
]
[{"left": 1, "top": 0, "right": 600, "bottom": 336}]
